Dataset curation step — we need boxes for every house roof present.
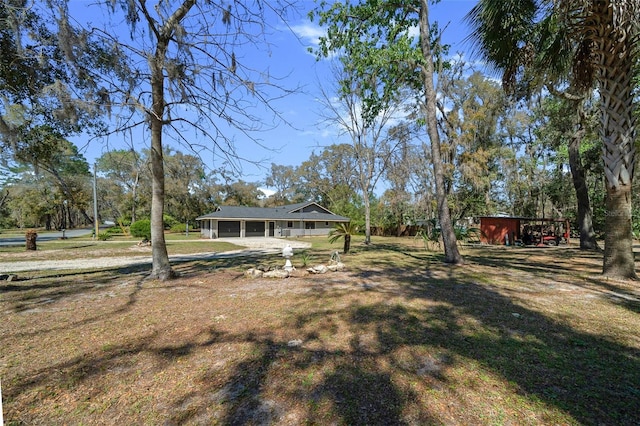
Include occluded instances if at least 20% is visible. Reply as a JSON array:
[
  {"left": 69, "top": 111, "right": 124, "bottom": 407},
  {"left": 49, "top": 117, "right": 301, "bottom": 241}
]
[{"left": 195, "top": 202, "right": 350, "bottom": 222}]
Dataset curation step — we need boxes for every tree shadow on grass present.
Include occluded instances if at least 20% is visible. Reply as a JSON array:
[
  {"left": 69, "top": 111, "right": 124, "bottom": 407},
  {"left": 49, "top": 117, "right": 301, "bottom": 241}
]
[
  {"left": 286, "top": 251, "right": 640, "bottom": 424},
  {"left": 400, "top": 279, "right": 640, "bottom": 425},
  {"left": 61, "top": 244, "right": 96, "bottom": 250},
  {"left": 117, "top": 245, "right": 640, "bottom": 424},
  {"left": 462, "top": 246, "right": 640, "bottom": 314},
  {"left": 5, "top": 243, "right": 639, "bottom": 424},
  {"left": 4, "top": 325, "right": 226, "bottom": 420},
  {"left": 317, "top": 364, "right": 408, "bottom": 425},
  {"left": 172, "top": 253, "right": 281, "bottom": 276},
  {"left": 1, "top": 251, "right": 264, "bottom": 314},
  {"left": 1, "top": 268, "right": 147, "bottom": 314},
  {"left": 581, "top": 275, "right": 640, "bottom": 314},
  {"left": 2, "top": 279, "right": 146, "bottom": 342},
  {"left": 168, "top": 334, "right": 426, "bottom": 426},
  {"left": 209, "top": 338, "right": 285, "bottom": 426},
  {"left": 184, "top": 271, "right": 639, "bottom": 424},
  {"left": 464, "top": 245, "right": 601, "bottom": 275}
]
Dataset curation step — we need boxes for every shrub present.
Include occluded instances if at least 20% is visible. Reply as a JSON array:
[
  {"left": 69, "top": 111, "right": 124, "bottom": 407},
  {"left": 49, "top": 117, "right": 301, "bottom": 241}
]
[
  {"left": 130, "top": 219, "right": 151, "bottom": 240},
  {"left": 163, "top": 214, "right": 180, "bottom": 230},
  {"left": 169, "top": 222, "right": 194, "bottom": 233},
  {"left": 328, "top": 222, "right": 359, "bottom": 254},
  {"left": 104, "top": 226, "right": 122, "bottom": 235},
  {"left": 299, "top": 252, "right": 313, "bottom": 267},
  {"left": 97, "top": 232, "right": 112, "bottom": 241},
  {"left": 116, "top": 217, "right": 132, "bottom": 227}
]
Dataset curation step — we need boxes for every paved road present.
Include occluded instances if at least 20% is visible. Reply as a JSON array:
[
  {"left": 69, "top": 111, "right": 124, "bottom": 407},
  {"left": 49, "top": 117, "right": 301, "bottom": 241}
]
[{"left": 0, "top": 228, "right": 95, "bottom": 246}]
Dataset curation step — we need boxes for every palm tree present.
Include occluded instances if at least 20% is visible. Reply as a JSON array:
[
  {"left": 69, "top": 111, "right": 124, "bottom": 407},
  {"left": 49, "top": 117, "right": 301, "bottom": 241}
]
[
  {"left": 329, "top": 222, "right": 359, "bottom": 254},
  {"left": 466, "top": 0, "right": 639, "bottom": 279}
]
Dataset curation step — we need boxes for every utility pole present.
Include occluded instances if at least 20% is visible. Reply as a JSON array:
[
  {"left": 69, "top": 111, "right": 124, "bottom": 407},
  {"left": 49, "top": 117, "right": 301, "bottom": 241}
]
[{"left": 93, "top": 163, "right": 99, "bottom": 239}]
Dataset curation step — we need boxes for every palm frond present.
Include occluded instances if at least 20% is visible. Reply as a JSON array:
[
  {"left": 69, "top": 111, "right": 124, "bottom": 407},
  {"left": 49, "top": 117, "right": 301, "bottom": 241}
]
[{"left": 328, "top": 222, "right": 358, "bottom": 244}]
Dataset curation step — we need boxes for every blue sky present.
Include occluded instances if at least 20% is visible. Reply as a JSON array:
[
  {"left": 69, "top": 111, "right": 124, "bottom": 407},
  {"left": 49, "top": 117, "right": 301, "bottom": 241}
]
[{"left": 69, "top": 0, "right": 480, "bottom": 187}]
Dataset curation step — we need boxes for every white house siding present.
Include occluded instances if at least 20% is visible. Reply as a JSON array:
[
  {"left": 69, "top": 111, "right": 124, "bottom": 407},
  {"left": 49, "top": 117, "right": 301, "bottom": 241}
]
[
  {"left": 275, "top": 220, "right": 335, "bottom": 237},
  {"left": 200, "top": 219, "right": 337, "bottom": 239},
  {"left": 197, "top": 202, "right": 348, "bottom": 239},
  {"left": 200, "top": 220, "right": 215, "bottom": 239}
]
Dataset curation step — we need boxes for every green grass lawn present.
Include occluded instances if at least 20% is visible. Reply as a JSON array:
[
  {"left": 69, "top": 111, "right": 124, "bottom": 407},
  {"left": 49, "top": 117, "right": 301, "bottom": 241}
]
[
  {"left": 0, "top": 228, "right": 59, "bottom": 238},
  {"left": 0, "top": 231, "right": 240, "bottom": 260},
  {"left": 1, "top": 236, "right": 638, "bottom": 425}
]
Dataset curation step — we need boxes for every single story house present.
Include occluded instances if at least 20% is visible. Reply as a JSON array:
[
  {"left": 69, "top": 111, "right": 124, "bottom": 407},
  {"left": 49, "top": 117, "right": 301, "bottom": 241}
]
[{"left": 196, "top": 202, "right": 350, "bottom": 239}]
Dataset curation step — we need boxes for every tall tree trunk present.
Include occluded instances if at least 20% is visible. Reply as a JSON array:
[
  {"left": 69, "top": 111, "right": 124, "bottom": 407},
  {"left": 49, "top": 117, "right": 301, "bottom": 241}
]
[
  {"left": 131, "top": 170, "right": 139, "bottom": 224},
  {"left": 551, "top": 87, "right": 599, "bottom": 250},
  {"left": 149, "top": 39, "right": 176, "bottom": 281},
  {"left": 0, "top": 190, "right": 9, "bottom": 211},
  {"left": 594, "top": 2, "right": 637, "bottom": 279},
  {"left": 143, "top": 0, "right": 195, "bottom": 280},
  {"left": 603, "top": 187, "right": 634, "bottom": 277},
  {"left": 396, "top": 211, "right": 403, "bottom": 237},
  {"left": 356, "top": 133, "right": 371, "bottom": 245},
  {"left": 363, "top": 188, "right": 372, "bottom": 244},
  {"left": 60, "top": 203, "right": 66, "bottom": 229},
  {"left": 419, "top": 0, "right": 462, "bottom": 264},
  {"left": 567, "top": 129, "right": 598, "bottom": 250},
  {"left": 67, "top": 205, "right": 74, "bottom": 229}
]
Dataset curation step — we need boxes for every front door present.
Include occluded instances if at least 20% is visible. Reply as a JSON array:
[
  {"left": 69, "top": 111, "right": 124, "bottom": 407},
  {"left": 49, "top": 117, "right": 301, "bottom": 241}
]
[{"left": 269, "top": 222, "right": 275, "bottom": 237}]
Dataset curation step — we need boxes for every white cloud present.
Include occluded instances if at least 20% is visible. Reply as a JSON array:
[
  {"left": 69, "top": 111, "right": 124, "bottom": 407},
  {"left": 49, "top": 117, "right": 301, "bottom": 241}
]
[
  {"left": 407, "top": 24, "right": 420, "bottom": 39},
  {"left": 258, "top": 187, "right": 276, "bottom": 198},
  {"left": 290, "top": 22, "right": 325, "bottom": 49}
]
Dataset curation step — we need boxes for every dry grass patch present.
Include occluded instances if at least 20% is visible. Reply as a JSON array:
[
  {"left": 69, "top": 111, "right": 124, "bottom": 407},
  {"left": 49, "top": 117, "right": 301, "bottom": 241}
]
[
  {"left": 1, "top": 239, "right": 639, "bottom": 425},
  {"left": 0, "top": 239, "right": 240, "bottom": 261}
]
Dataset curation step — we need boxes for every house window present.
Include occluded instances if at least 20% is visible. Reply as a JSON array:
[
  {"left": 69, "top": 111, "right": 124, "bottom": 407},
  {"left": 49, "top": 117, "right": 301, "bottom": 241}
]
[
  {"left": 325, "top": 222, "right": 329, "bottom": 226},
  {"left": 305, "top": 222, "right": 316, "bottom": 229},
  {"left": 287, "top": 221, "right": 293, "bottom": 228}
]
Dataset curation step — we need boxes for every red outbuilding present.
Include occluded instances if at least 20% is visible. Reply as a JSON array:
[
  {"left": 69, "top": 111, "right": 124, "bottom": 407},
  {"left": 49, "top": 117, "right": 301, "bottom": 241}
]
[{"left": 478, "top": 216, "right": 570, "bottom": 246}]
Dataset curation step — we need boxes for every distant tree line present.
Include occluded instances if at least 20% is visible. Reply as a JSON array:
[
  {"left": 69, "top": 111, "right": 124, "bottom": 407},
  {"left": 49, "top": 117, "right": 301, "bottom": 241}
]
[
  {"left": 1, "top": 0, "right": 637, "bottom": 279},
  {"left": 1, "top": 75, "right": 631, "bottom": 245}
]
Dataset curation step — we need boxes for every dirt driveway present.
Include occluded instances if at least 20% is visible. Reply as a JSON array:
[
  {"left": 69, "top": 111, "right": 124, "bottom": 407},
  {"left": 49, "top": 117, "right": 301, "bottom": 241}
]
[{"left": 0, "top": 237, "right": 311, "bottom": 273}]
